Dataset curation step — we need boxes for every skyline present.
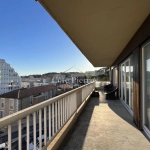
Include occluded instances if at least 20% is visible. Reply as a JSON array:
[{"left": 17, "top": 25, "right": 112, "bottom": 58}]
[{"left": 0, "top": 0, "right": 101, "bottom": 76}]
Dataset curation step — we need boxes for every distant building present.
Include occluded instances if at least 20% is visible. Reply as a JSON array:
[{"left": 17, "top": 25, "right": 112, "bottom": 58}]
[
  {"left": 21, "top": 81, "right": 34, "bottom": 88},
  {"left": 0, "top": 59, "right": 21, "bottom": 95},
  {"left": 0, "top": 85, "right": 56, "bottom": 118},
  {"left": 85, "top": 71, "right": 96, "bottom": 77}
]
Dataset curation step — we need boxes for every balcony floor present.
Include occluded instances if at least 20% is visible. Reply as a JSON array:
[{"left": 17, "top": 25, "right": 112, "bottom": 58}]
[{"left": 62, "top": 91, "right": 150, "bottom": 150}]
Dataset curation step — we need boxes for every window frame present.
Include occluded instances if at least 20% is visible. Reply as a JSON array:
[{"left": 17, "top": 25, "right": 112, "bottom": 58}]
[
  {"left": 1, "top": 98, "right": 5, "bottom": 109},
  {"left": 0, "top": 110, "right": 4, "bottom": 118}
]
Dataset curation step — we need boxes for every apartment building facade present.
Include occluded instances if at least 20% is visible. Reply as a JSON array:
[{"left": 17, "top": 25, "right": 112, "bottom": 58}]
[
  {"left": 0, "top": 59, "right": 21, "bottom": 95},
  {"left": 0, "top": 85, "right": 56, "bottom": 118}
]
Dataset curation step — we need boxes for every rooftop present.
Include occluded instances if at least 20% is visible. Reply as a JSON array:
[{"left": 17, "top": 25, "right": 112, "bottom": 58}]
[{"left": 0, "top": 84, "right": 56, "bottom": 99}]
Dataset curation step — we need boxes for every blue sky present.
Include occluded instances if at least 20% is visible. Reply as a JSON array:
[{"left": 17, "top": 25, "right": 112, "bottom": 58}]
[{"left": 0, "top": 0, "right": 100, "bottom": 75}]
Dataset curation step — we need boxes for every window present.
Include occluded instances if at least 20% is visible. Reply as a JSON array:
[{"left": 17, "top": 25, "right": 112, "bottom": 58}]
[
  {"left": 9, "top": 99, "right": 14, "bottom": 110},
  {"left": 1, "top": 98, "right": 5, "bottom": 109},
  {"left": 142, "top": 41, "right": 150, "bottom": 131},
  {"left": 0, "top": 110, "right": 4, "bottom": 118},
  {"left": 120, "top": 56, "right": 133, "bottom": 113},
  {"left": 30, "top": 96, "right": 33, "bottom": 105},
  {"left": 45, "top": 92, "right": 48, "bottom": 99}
]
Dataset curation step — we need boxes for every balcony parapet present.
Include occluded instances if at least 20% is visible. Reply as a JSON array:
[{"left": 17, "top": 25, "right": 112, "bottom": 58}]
[{"left": 0, "top": 82, "right": 95, "bottom": 150}]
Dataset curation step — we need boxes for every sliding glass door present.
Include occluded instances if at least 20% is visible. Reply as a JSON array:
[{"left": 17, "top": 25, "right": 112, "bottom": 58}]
[
  {"left": 142, "top": 41, "right": 150, "bottom": 132},
  {"left": 119, "top": 56, "right": 133, "bottom": 114}
]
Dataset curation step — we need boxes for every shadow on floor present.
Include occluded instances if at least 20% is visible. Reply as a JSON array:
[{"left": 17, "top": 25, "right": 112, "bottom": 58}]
[
  {"left": 61, "top": 91, "right": 150, "bottom": 150},
  {"left": 59, "top": 97, "right": 100, "bottom": 150},
  {"left": 98, "top": 90, "right": 137, "bottom": 128}
]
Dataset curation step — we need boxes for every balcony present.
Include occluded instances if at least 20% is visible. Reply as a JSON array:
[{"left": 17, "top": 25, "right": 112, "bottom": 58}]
[
  {"left": 0, "top": 82, "right": 95, "bottom": 150},
  {"left": 0, "top": 81, "right": 150, "bottom": 150}
]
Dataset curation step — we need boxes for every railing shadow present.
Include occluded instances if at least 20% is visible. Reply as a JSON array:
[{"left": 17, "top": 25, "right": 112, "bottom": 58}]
[{"left": 60, "top": 97, "right": 100, "bottom": 150}]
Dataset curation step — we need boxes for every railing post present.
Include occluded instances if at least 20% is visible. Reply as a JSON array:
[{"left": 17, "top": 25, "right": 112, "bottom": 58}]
[
  {"left": 8, "top": 125, "right": 11, "bottom": 150},
  {"left": 44, "top": 107, "right": 47, "bottom": 146},
  {"left": 18, "top": 119, "right": 22, "bottom": 150},
  {"left": 26, "top": 115, "right": 30, "bottom": 150},
  {"left": 39, "top": 109, "right": 42, "bottom": 149}
]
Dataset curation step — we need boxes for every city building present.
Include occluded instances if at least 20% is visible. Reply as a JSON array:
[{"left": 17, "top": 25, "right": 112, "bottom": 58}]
[
  {"left": 0, "top": 59, "right": 21, "bottom": 95},
  {"left": 0, "top": 85, "right": 56, "bottom": 118}
]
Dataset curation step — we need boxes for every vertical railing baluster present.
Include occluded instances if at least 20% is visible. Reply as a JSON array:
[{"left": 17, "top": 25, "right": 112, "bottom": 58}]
[
  {"left": 64, "top": 97, "right": 66, "bottom": 122},
  {"left": 52, "top": 103, "right": 54, "bottom": 136},
  {"left": 8, "top": 125, "right": 11, "bottom": 150},
  {"left": 63, "top": 98, "right": 65, "bottom": 124},
  {"left": 33, "top": 112, "right": 36, "bottom": 150},
  {"left": 58, "top": 100, "right": 60, "bottom": 130},
  {"left": 66, "top": 96, "right": 68, "bottom": 121},
  {"left": 49, "top": 105, "right": 51, "bottom": 140},
  {"left": 55, "top": 101, "right": 58, "bottom": 133},
  {"left": 27, "top": 115, "right": 30, "bottom": 150},
  {"left": 68, "top": 95, "right": 70, "bottom": 118},
  {"left": 18, "top": 119, "right": 22, "bottom": 150},
  {"left": 44, "top": 107, "right": 47, "bottom": 146},
  {"left": 61, "top": 99, "right": 63, "bottom": 126},
  {"left": 39, "top": 109, "right": 42, "bottom": 149}
]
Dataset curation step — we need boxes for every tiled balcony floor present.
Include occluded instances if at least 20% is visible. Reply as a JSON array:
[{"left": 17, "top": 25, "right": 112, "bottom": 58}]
[{"left": 62, "top": 91, "right": 150, "bottom": 150}]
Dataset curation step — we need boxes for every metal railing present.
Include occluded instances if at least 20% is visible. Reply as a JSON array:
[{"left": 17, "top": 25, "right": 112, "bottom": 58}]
[{"left": 0, "top": 82, "right": 95, "bottom": 150}]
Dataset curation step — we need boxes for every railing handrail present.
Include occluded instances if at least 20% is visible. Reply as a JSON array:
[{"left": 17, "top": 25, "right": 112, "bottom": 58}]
[{"left": 0, "top": 82, "right": 95, "bottom": 129}]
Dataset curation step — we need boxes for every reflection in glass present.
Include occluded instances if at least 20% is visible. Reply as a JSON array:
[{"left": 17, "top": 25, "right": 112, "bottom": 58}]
[
  {"left": 130, "top": 56, "right": 133, "bottom": 110},
  {"left": 122, "top": 64, "right": 125, "bottom": 101},
  {"left": 126, "top": 61, "right": 129, "bottom": 105},
  {"left": 144, "top": 42, "right": 150, "bottom": 130},
  {"left": 119, "top": 66, "right": 121, "bottom": 98}
]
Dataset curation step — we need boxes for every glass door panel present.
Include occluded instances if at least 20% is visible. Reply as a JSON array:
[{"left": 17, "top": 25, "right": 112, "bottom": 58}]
[
  {"left": 126, "top": 61, "right": 129, "bottom": 105},
  {"left": 143, "top": 42, "right": 150, "bottom": 130},
  {"left": 130, "top": 56, "right": 133, "bottom": 110}
]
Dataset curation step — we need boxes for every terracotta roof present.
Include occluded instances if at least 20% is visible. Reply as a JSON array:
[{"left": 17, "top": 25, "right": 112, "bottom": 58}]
[{"left": 0, "top": 85, "right": 56, "bottom": 99}]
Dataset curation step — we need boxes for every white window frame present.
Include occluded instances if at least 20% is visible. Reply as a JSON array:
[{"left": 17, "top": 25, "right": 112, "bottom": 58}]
[
  {"left": 1, "top": 98, "right": 5, "bottom": 109},
  {"left": 142, "top": 40, "right": 150, "bottom": 139},
  {"left": 119, "top": 57, "right": 133, "bottom": 116},
  {"left": 9, "top": 99, "right": 14, "bottom": 110},
  {"left": 0, "top": 110, "right": 4, "bottom": 118}
]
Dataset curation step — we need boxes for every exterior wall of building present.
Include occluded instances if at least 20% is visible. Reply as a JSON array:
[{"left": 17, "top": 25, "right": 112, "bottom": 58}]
[
  {"left": 0, "top": 98, "right": 17, "bottom": 118},
  {"left": 52, "top": 89, "right": 56, "bottom": 97},
  {"left": 0, "top": 59, "right": 21, "bottom": 95},
  {"left": 111, "top": 15, "right": 150, "bottom": 138},
  {"left": 21, "top": 81, "right": 34, "bottom": 88},
  {"left": 34, "top": 95, "right": 45, "bottom": 104},
  {"left": 0, "top": 87, "right": 56, "bottom": 118},
  {"left": 20, "top": 97, "right": 31, "bottom": 110}
]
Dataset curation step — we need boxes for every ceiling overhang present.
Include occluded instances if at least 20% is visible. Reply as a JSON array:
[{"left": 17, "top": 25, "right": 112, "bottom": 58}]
[{"left": 37, "top": 0, "right": 150, "bottom": 67}]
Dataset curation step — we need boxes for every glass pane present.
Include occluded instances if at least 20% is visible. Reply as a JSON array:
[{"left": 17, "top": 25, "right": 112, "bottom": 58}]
[
  {"left": 119, "top": 66, "right": 121, "bottom": 98},
  {"left": 130, "top": 56, "right": 133, "bottom": 110},
  {"left": 122, "top": 64, "right": 125, "bottom": 101},
  {"left": 126, "top": 61, "right": 129, "bottom": 105},
  {"left": 144, "top": 42, "right": 150, "bottom": 130}
]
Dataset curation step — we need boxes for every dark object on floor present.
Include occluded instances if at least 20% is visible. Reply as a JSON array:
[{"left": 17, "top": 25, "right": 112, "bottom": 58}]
[
  {"left": 104, "top": 87, "right": 118, "bottom": 100},
  {"left": 104, "top": 84, "right": 113, "bottom": 91},
  {"left": 91, "top": 91, "right": 99, "bottom": 97}
]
